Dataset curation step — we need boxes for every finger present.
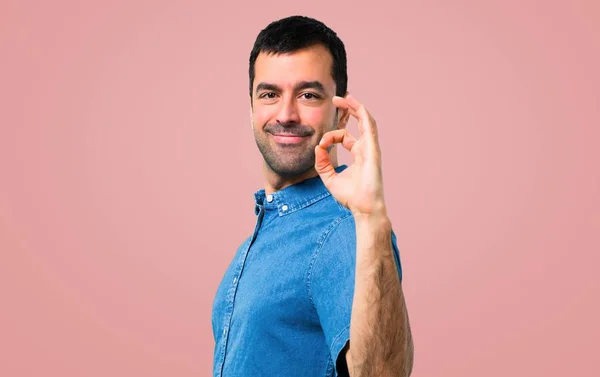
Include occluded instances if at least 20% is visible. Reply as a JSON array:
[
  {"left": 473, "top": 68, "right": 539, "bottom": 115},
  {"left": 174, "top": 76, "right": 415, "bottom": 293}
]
[
  {"left": 346, "top": 94, "right": 378, "bottom": 139},
  {"left": 333, "top": 95, "right": 377, "bottom": 139},
  {"left": 345, "top": 94, "right": 361, "bottom": 112},
  {"left": 332, "top": 96, "right": 360, "bottom": 119},
  {"left": 314, "top": 145, "right": 336, "bottom": 184},
  {"left": 332, "top": 96, "right": 366, "bottom": 135},
  {"left": 319, "top": 129, "right": 357, "bottom": 152}
]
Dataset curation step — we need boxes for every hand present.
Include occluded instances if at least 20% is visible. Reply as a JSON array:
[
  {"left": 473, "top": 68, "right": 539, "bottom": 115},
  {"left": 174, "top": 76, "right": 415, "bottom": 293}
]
[{"left": 314, "top": 94, "right": 387, "bottom": 218}]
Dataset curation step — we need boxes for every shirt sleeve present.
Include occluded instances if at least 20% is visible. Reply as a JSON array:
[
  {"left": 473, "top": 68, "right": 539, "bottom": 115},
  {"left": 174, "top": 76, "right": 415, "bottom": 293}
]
[{"left": 309, "top": 214, "right": 403, "bottom": 376}]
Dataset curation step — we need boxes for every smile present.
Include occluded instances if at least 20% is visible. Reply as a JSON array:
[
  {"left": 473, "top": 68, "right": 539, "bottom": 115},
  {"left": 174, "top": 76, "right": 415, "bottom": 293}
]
[{"left": 270, "top": 133, "right": 309, "bottom": 145}]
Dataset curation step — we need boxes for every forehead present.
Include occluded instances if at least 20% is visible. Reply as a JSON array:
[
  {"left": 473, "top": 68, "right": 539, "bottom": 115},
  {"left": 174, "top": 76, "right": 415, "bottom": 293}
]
[{"left": 253, "top": 44, "right": 335, "bottom": 92}]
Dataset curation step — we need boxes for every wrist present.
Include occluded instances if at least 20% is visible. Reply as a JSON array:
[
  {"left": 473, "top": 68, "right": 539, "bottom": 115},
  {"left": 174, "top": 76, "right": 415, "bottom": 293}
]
[
  {"left": 353, "top": 212, "right": 393, "bottom": 251},
  {"left": 353, "top": 210, "right": 392, "bottom": 229}
]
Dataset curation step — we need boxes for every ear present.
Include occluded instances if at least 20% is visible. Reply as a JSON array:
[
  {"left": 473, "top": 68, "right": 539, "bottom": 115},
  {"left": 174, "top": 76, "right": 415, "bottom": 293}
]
[
  {"left": 336, "top": 91, "right": 351, "bottom": 129},
  {"left": 249, "top": 104, "right": 254, "bottom": 130}
]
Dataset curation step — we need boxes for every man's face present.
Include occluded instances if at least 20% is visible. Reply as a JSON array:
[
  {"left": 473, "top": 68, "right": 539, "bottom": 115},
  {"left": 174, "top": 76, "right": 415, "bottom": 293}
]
[{"left": 251, "top": 44, "right": 340, "bottom": 177}]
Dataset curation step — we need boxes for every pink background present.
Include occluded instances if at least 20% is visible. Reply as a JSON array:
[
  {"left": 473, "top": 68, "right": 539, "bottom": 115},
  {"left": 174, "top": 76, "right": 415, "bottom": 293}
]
[{"left": 1, "top": 1, "right": 598, "bottom": 376}]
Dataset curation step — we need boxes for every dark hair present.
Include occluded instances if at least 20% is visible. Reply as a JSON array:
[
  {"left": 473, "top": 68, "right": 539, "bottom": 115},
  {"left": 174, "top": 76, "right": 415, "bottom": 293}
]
[{"left": 249, "top": 16, "right": 347, "bottom": 99}]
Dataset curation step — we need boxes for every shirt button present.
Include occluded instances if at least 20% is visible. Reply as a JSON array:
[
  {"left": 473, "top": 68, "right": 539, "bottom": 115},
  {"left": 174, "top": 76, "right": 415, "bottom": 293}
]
[
  {"left": 266, "top": 194, "right": 274, "bottom": 203},
  {"left": 232, "top": 277, "right": 237, "bottom": 285},
  {"left": 281, "top": 204, "right": 288, "bottom": 211}
]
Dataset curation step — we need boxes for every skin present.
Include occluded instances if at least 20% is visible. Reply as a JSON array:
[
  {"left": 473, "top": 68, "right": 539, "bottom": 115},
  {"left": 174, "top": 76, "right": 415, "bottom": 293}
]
[
  {"left": 251, "top": 44, "right": 349, "bottom": 194},
  {"left": 251, "top": 43, "right": 414, "bottom": 376},
  {"left": 317, "top": 97, "right": 414, "bottom": 376}
]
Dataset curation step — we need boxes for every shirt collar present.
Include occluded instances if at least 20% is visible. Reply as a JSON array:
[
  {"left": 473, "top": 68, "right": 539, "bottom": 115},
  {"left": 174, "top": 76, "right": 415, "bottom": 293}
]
[{"left": 253, "top": 164, "right": 348, "bottom": 216}]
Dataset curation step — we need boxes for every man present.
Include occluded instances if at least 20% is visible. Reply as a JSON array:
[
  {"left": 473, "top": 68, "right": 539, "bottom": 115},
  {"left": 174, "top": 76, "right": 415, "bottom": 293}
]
[{"left": 212, "top": 16, "right": 414, "bottom": 377}]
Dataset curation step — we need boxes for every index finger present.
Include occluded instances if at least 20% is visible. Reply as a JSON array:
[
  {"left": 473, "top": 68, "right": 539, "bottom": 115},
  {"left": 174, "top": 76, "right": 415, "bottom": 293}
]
[{"left": 332, "top": 95, "right": 379, "bottom": 141}]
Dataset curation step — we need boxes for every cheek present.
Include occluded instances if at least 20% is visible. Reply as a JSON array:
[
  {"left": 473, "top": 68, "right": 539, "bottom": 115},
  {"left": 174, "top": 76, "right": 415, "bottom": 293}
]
[
  {"left": 252, "top": 106, "right": 272, "bottom": 127},
  {"left": 300, "top": 106, "right": 330, "bottom": 127}
]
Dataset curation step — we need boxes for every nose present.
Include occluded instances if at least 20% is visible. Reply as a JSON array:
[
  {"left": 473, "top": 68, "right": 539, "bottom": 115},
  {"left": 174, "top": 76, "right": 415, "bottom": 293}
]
[{"left": 276, "top": 95, "right": 300, "bottom": 125}]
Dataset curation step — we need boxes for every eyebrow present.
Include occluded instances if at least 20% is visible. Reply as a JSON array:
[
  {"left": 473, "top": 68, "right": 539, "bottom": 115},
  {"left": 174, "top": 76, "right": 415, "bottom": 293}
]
[{"left": 255, "top": 81, "right": 327, "bottom": 95}]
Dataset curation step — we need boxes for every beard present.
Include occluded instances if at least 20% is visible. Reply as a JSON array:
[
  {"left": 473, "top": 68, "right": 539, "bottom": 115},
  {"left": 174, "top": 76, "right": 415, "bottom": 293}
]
[{"left": 253, "top": 116, "right": 338, "bottom": 178}]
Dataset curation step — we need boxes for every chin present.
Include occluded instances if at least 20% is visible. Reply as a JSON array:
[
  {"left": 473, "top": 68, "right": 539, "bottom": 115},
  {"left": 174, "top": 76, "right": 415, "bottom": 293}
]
[
  {"left": 256, "top": 136, "right": 318, "bottom": 178},
  {"left": 266, "top": 159, "right": 315, "bottom": 178}
]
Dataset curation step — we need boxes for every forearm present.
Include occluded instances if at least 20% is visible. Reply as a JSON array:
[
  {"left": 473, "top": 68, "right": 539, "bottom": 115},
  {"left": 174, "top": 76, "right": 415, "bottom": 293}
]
[{"left": 347, "top": 214, "right": 413, "bottom": 377}]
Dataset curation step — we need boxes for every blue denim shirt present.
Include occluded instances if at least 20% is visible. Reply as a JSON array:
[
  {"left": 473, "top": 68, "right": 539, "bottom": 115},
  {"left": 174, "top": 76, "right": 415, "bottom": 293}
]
[{"left": 212, "top": 165, "right": 403, "bottom": 377}]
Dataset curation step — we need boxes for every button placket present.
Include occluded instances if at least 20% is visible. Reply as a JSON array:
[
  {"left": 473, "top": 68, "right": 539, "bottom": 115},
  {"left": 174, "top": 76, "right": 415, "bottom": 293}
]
[{"left": 217, "top": 207, "right": 265, "bottom": 377}]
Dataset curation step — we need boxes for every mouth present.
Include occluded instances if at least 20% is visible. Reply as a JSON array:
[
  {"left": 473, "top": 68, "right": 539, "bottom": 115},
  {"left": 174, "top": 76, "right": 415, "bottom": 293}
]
[{"left": 270, "top": 133, "right": 310, "bottom": 145}]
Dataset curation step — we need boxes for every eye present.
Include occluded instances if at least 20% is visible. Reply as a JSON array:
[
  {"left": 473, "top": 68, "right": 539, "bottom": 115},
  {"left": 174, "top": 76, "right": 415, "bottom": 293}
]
[
  {"left": 259, "top": 92, "right": 277, "bottom": 99},
  {"left": 300, "top": 92, "right": 321, "bottom": 100}
]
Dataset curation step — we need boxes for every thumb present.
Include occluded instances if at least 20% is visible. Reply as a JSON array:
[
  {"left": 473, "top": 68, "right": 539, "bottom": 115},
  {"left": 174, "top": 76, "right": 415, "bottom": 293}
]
[{"left": 314, "top": 145, "right": 337, "bottom": 185}]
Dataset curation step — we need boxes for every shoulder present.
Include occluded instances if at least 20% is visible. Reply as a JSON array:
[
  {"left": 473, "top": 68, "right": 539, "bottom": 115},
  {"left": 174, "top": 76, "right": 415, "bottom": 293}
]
[
  {"left": 305, "top": 195, "right": 354, "bottom": 248},
  {"left": 309, "top": 208, "right": 356, "bottom": 278},
  {"left": 317, "top": 211, "right": 355, "bottom": 250}
]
